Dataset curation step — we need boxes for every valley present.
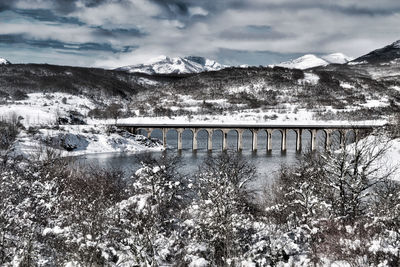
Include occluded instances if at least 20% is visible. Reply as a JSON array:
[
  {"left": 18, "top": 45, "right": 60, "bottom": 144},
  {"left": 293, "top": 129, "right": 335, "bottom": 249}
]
[{"left": 1, "top": 39, "right": 400, "bottom": 267}]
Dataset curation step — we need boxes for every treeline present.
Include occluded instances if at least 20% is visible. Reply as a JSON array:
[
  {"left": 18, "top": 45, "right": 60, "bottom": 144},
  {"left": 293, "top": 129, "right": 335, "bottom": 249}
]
[{"left": 0, "top": 134, "right": 399, "bottom": 266}]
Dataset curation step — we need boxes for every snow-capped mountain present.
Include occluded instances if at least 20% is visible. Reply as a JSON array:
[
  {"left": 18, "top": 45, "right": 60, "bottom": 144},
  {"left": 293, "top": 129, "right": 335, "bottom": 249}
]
[
  {"left": 321, "top": 53, "right": 353, "bottom": 64},
  {"left": 117, "top": 56, "right": 225, "bottom": 74},
  {"left": 0, "top": 58, "right": 11, "bottom": 65},
  {"left": 351, "top": 40, "right": 400, "bottom": 64},
  {"left": 274, "top": 53, "right": 353, "bottom": 70}
]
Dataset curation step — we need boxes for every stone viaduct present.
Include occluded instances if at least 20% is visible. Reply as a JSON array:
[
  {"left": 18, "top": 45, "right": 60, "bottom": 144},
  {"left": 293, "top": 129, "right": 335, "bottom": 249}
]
[{"left": 117, "top": 123, "right": 377, "bottom": 152}]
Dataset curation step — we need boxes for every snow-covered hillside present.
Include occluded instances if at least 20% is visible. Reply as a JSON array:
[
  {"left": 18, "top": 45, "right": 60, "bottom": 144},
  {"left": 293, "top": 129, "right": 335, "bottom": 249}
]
[
  {"left": 116, "top": 56, "right": 225, "bottom": 74},
  {"left": 0, "top": 93, "right": 163, "bottom": 158},
  {"left": 274, "top": 53, "right": 353, "bottom": 69},
  {"left": 0, "top": 57, "right": 10, "bottom": 65},
  {"left": 321, "top": 53, "right": 353, "bottom": 64},
  {"left": 351, "top": 39, "right": 400, "bottom": 64}
]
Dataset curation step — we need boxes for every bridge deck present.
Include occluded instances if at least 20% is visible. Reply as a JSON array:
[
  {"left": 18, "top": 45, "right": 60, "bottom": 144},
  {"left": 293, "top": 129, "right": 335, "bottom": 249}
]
[{"left": 116, "top": 123, "right": 377, "bottom": 129}]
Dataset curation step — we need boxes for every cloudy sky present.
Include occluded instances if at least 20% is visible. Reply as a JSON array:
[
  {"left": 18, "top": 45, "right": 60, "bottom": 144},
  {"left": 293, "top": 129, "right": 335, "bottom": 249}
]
[{"left": 0, "top": 0, "right": 399, "bottom": 68}]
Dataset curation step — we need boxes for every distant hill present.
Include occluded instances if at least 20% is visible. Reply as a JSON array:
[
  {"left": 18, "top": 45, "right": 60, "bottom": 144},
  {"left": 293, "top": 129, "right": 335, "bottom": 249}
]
[
  {"left": 274, "top": 53, "right": 353, "bottom": 69},
  {"left": 350, "top": 40, "right": 400, "bottom": 64},
  {"left": 116, "top": 56, "right": 225, "bottom": 74}
]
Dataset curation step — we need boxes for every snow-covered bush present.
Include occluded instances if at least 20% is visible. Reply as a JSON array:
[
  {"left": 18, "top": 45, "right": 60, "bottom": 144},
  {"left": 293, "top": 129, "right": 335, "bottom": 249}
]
[
  {"left": 184, "top": 153, "right": 259, "bottom": 265},
  {"left": 266, "top": 135, "right": 400, "bottom": 265},
  {"left": 0, "top": 137, "right": 398, "bottom": 266}
]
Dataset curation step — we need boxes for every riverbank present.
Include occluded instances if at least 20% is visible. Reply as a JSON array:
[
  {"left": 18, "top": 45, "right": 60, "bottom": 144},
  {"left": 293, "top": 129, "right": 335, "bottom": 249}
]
[{"left": 6, "top": 124, "right": 163, "bottom": 160}]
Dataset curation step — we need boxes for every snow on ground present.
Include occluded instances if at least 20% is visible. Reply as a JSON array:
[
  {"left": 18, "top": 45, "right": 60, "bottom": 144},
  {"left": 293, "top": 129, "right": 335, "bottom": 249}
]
[
  {"left": 298, "top": 73, "right": 320, "bottom": 85},
  {"left": 0, "top": 93, "right": 163, "bottom": 158},
  {"left": 188, "top": 257, "right": 209, "bottom": 267},
  {"left": 228, "top": 81, "right": 267, "bottom": 94},
  {"left": 0, "top": 105, "right": 56, "bottom": 126},
  {"left": 367, "top": 67, "right": 400, "bottom": 79},
  {"left": 137, "top": 77, "right": 160, "bottom": 86},
  {"left": 360, "top": 97, "right": 390, "bottom": 108},
  {"left": 0, "top": 93, "right": 95, "bottom": 127},
  {"left": 380, "top": 138, "right": 400, "bottom": 181},
  {"left": 8, "top": 125, "right": 162, "bottom": 160},
  {"left": 340, "top": 82, "right": 355, "bottom": 89},
  {"left": 113, "top": 109, "right": 386, "bottom": 127}
]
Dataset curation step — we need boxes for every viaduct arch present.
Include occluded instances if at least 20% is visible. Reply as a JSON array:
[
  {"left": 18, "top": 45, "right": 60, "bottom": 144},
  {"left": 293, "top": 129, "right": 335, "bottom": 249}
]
[{"left": 118, "top": 123, "right": 376, "bottom": 152}]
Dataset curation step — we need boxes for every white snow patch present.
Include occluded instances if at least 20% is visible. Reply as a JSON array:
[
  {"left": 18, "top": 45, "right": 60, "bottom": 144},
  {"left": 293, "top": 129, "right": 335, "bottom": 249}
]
[
  {"left": 137, "top": 77, "right": 159, "bottom": 86},
  {"left": 228, "top": 81, "right": 266, "bottom": 93},
  {"left": 0, "top": 93, "right": 95, "bottom": 127},
  {"left": 298, "top": 73, "right": 320, "bottom": 85},
  {"left": 321, "top": 53, "right": 353, "bottom": 64},
  {"left": 8, "top": 125, "right": 163, "bottom": 159},
  {"left": 340, "top": 82, "right": 355, "bottom": 89},
  {"left": 0, "top": 57, "right": 10, "bottom": 64},
  {"left": 43, "top": 226, "right": 66, "bottom": 236},
  {"left": 348, "top": 60, "right": 367, "bottom": 65},
  {"left": 189, "top": 257, "right": 209, "bottom": 267},
  {"left": 274, "top": 53, "right": 352, "bottom": 70},
  {"left": 275, "top": 54, "right": 329, "bottom": 70},
  {"left": 116, "top": 112, "right": 386, "bottom": 127},
  {"left": 241, "top": 260, "right": 256, "bottom": 267},
  {"left": 360, "top": 98, "right": 390, "bottom": 108}
]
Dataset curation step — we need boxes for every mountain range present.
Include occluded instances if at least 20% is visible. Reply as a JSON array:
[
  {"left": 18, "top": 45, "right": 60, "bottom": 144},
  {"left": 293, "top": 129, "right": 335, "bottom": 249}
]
[
  {"left": 2, "top": 40, "right": 400, "bottom": 75},
  {"left": 116, "top": 56, "right": 224, "bottom": 75},
  {"left": 116, "top": 53, "right": 354, "bottom": 74}
]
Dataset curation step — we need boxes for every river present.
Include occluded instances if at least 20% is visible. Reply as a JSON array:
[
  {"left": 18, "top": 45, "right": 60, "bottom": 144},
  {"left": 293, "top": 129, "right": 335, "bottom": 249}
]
[{"left": 76, "top": 129, "right": 345, "bottom": 193}]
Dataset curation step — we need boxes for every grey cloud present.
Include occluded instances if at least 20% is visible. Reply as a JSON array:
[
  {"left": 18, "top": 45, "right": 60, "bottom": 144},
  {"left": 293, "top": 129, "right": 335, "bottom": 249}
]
[
  {"left": 148, "top": 0, "right": 400, "bottom": 17},
  {"left": 154, "top": 0, "right": 189, "bottom": 16},
  {"left": 0, "top": 0, "right": 111, "bottom": 14},
  {"left": 328, "top": 4, "right": 400, "bottom": 16},
  {"left": 220, "top": 25, "right": 290, "bottom": 40},
  {"left": 265, "top": 2, "right": 400, "bottom": 16},
  {"left": 13, "top": 9, "right": 84, "bottom": 25},
  {"left": 1, "top": 0, "right": 400, "bottom": 67},
  {"left": 0, "top": 0, "right": 14, "bottom": 11},
  {"left": 92, "top": 27, "right": 147, "bottom": 38},
  {"left": 4, "top": 0, "right": 400, "bottom": 17},
  {"left": 0, "top": 34, "right": 135, "bottom": 53}
]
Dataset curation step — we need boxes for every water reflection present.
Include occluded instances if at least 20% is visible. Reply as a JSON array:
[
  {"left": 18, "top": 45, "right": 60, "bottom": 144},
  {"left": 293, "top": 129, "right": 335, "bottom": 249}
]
[
  {"left": 75, "top": 129, "right": 357, "bottom": 199},
  {"left": 76, "top": 131, "right": 311, "bottom": 192}
]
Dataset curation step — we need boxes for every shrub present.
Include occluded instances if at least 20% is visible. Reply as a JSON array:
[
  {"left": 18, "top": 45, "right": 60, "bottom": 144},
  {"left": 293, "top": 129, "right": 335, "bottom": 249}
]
[
  {"left": 0, "top": 114, "right": 20, "bottom": 149},
  {"left": 12, "top": 89, "right": 28, "bottom": 100}
]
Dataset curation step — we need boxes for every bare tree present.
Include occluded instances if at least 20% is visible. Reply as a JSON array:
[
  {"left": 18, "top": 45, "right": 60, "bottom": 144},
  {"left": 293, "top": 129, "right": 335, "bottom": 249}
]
[{"left": 106, "top": 103, "right": 122, "bottom": 123}]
